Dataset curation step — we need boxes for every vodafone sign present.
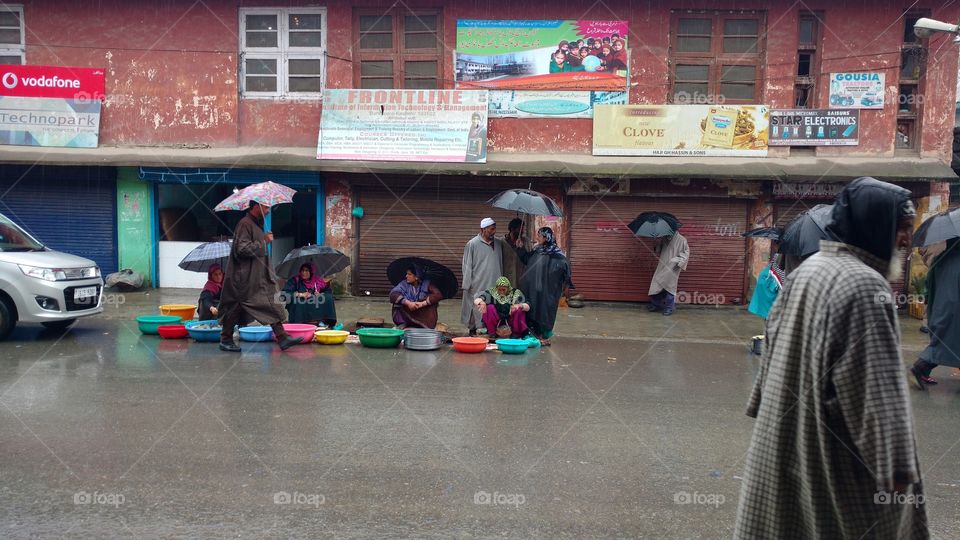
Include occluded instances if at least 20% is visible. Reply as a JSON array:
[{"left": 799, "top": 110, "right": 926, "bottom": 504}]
[{"left": 0, "top": 65, "right": 105, "bottom": 100}]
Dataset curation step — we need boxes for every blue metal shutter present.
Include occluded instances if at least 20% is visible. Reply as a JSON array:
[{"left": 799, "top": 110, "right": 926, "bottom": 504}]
[{"left": 0, "top": 166, "right": 118, "bottom": 275}]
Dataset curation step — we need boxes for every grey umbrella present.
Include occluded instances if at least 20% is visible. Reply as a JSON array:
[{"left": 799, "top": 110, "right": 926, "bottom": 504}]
[
  {"left": 178, "top": 240, "right": 232, "bottom": 272},
  {"left": 913, "top": 209, "right": 960, "bottom": 247},
  {"left": 488, "top": 189, "right": 563, "bottom": 217},
  {"left": 779, "top": 204, "right": 834, "bottom": 257},
  {"left": 628, "top": 212, "right": 682, "bottom": 238},
  {"left": 276, "top": 244, "right": 351, "bottom": 279}
]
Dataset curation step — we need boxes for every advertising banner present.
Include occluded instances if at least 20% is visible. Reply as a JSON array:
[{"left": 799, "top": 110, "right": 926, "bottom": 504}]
[
  {"left": 592, "top": 104, "right": 769, "bottom": 157},
  {"left": 488, "top": 90, "right": 627, "bottom": 118},
  {"left": 0, "top": 65, "right": 105, "bottom": 100},
  {"left": 0, "top": 96, "right": 101, "bottom": 148},
  {"left": 828, "top": 72, "right": 885, "bottom": 109},
  {"left": 456, "top": 20, "right": 628, "bottom": 91},
  {"left": 317, "top": 89, "right": 489, "bottom": 163},
  {"left": 769, "top": 109, "right": 859, "bottom": 146}
]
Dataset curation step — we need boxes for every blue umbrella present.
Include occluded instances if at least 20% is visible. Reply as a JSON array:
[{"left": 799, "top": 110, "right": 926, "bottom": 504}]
[{"left": 178, "top": 240, "right": 231, "bottom": 272}]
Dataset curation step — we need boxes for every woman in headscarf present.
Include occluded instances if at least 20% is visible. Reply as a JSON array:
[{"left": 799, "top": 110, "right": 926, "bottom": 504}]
[
  {"left": 474, "top": 276, "right": 530, "bottom": 340},
  {"left": 516, "top": 227, "right": 573, "bottom": 345},
  {"left": 282, "top": 262, "right": 337, "bottom": 327},
  {"left": 389, "top": 265, "right": 443, "bottom": 329},
  {"left": 198, "top": 263, "right": 223, "bottom": 321}
]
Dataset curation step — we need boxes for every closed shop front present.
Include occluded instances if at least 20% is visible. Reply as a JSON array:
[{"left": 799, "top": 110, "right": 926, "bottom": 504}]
[
  {"left": 570, "top": 196, "right": 749, "bottom": 304},
  {"left": 354, "top": 177, "right": 546, "bottom": 296},
  {"left": 0, "top": 165, "right": 117, "bottom": 274}
]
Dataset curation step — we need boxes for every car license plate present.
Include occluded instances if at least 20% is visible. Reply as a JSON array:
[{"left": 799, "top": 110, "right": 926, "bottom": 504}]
[{"left": 74, "top": 286, "right": 97, "bottom": 302}]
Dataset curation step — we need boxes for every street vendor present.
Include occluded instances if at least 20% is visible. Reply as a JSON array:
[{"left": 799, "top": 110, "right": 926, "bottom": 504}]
[
  {"left": 474, "top": 276, "right": 529, "bottom": 340},
  {"left": 282, "top": 262, "right": 337, "bottom": 327},
  {"left": 389, "top": 265, "right": 443, "bottom": 329},
  {"left": 197, "top": 263, "right": 223, "bottom": 321}
]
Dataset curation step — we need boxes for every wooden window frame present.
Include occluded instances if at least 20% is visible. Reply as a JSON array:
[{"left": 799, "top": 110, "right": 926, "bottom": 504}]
[
  {"left": 239, "top": 7, "right": 327, "bottom": 99},
  {"left": 669, "top": 11, "right": 765, "bottom": 104},
  {"left": 794, "top": 11, "right": 823, "bottom": 108},
  {"left": 897, "top": 10, "right": 931, "bottom": 151},
  {"left": 0, "top": 4, "right": 24, "bottom": 65},
  {"left": 353, "top": 8, "right": 444, "bottom": 90}
]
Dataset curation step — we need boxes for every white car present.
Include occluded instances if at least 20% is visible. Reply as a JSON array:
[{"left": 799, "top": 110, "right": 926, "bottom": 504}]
[{"left": 0, "top": 212, "right": 103, "bottom": 339}]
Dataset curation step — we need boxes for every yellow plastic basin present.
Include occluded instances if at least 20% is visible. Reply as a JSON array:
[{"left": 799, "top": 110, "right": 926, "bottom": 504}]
[
  {"left": 315, "top": 330, "right": 349, "bottom": 345},
  {"left": 159, "top": 304, "right": 197, "bottom": 321}
]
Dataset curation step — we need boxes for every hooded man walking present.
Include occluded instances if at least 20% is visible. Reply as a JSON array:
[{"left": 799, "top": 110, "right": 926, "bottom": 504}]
[
  {"left": 734, "top": 177, "right": 926, "bottom": 539},
  {"left": 218, "top": 201, "right": 303, "bottom": 352},
  {"left": 461, "top": 218, "right": 503, "bottom": 335},
  {"left": 910, "top": 238, "right": 960, "bottom": 389}
]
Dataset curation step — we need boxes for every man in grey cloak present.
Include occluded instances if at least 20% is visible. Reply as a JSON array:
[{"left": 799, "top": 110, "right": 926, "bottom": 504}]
[
  {"left": 734, "top": 177, "right": 927, "bottom": 539},
  {"left": 910, "top": 237, "right": 960, "bottom": 389},
  {"left": 647, "top": 232, "right": 689, "bottom": 316},
  {"left": 461, "top": 218, "right": 503, "bottom": 335}
]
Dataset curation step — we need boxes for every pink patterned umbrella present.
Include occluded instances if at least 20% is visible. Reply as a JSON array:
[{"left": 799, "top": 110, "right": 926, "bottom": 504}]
[{"left": 214, "top": 181, "right": 297, "bottom": 212}]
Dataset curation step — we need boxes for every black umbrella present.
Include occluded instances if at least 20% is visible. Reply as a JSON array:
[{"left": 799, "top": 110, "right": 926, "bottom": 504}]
[
  {"left": 488, "top": 189, "right": 563, "bottom": 217},
  {"left": 779, "top": 204, "right": 834, "bottom": 257},
  {"left": 742, "top": 227, "right": 783, "bottom": 241},
  {"left": 178, "top": 240, "right": 231, "bottom": 272},
  {"left": 628, "top": 212, "right": 682, "bottom": 238},
  {"left": 913, "top": 209, "right": 960, "bottom": 247},
  {"left": 276, "top": 244, "right": 351, "bottom": 279},
  {"left": 386, "top": 257, "right": 458, "bottom": 299}
]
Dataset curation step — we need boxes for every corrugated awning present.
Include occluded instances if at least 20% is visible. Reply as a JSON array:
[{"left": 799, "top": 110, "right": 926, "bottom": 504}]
[
  {"left": 138, "top": 167, "right": 321, "bottom": 186},
  {"left": 0, "top": 146, "right": 953, "bottom": 183}
]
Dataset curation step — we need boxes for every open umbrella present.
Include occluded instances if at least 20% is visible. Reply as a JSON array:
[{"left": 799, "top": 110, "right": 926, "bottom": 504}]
[
  {"left": 913, "top": 209, "right": 960, "bottom": 247},
  {"left": 178, "top": 240, "right": 232, "bottom": 272},
  {"left": 275, "top": 245, "right": 351, "bottom": 279},
  {"left": 628, "top": 212, "right": 682, "bottom": 238},
  {"left": 386, "top": 257, "right": 458, "bottom": 299},
  {"left": 779, "top": 204, "right": 834, "bottom": 257},
  {"left": 214, "top": 181, "right": 297, "bottom": 212},
  {"left": 488, "top": 189, "right": 563, "bottom": 217},
  {"left": 742, "top": 227, "right": 783, "bottom": 241}
]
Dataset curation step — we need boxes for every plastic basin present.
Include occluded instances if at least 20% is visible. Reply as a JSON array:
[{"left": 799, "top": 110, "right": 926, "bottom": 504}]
[
  {"left": 452, "top": 336, "right": 488, "bottom": 354},
  {"left": 357, "top": 327, "right": 404, "bottom": 348},
  {"left": 159, "top": 304, "right": 197, "bottom": 321},
  {"left": 496, "top": 339, "right": 529, "bottom": 354},
  {"left": 315, "top": 330, "right": 349, "bottom": 345},
  {"left": 157, "top": 324, "right": 188, "bottom": 339},
  {"left": 185, "top": 320, "right": 222, "bottom": 342},
  {"left": 280, "top": 323, "right": 317, "bottom": 344},
  {"left": 239, "top": 326, "right": 274, "bottom": 342},
  {"left": 136, "top": 315, "right": 183, "bottom": 335}
]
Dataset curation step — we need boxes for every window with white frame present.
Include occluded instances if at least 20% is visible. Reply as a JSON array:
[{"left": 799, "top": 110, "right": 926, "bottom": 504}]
[
  {"left": 0, "top": 5, "right": 24, "bottom": 65},
  {"left": 240, "top": 8, "right": 326, "bottom": 98}
]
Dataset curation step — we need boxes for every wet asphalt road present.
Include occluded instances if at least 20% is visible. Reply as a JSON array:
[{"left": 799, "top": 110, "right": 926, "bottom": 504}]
[{"left": 0, "top": 315, "right": 959, "bottom": 538}]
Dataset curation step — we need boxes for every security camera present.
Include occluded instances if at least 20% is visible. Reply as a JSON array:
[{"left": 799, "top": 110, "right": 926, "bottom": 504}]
[{"left": 914, "top": 17, "right": 959, "bottom": 38}]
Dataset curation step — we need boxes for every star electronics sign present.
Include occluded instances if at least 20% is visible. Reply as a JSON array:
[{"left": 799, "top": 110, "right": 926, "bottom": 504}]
[{"left": 0, "top": 65, "right": 105, "bottom": 148}]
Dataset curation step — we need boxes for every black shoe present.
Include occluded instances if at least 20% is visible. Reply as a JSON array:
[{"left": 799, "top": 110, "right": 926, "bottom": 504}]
[
  {"left": 908, "top": 366, "right": 927, "bottom": 391},
  {"left": 468, "top": 328, "right": 477, "bottom": 336},
  {"left": 278, "top": 335, "right": 304, "bottom": 351},
  {"left": 662, "top": 309, "right": 674, "bottom": 316},
  {"left": 647, "top": 304, "right": 660, "bottom": 312},
  {"left": 920, "top": 326, "right": 930, "bottom": 334},
  {"left": 219, "top": 341, "right": 241, "bottom": 353}
]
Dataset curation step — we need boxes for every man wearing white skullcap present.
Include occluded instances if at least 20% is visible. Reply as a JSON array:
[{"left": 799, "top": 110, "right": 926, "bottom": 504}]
[{"left": 461, "top": 218, "right": 503, "bottom": 335}]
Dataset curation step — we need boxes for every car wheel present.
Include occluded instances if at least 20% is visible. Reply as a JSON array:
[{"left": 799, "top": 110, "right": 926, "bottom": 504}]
[
  {"left": 41, "top": 319, "right": 76, "bottom": 330},
  {"left": 0, "top": 298, "right": 16, "bottom": 340}
]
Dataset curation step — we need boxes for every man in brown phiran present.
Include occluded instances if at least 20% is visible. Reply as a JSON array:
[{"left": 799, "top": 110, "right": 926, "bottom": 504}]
[{"left": 734, "top": 177, "right": 927, "bottom": 539}]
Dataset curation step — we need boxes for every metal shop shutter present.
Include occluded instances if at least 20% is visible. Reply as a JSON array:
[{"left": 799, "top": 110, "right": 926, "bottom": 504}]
[
  {"left": 0, "top": 167, "right": 118, "bottom": 275},
  {"left": 356, "top": 183, "right": 518, "bottom": 296},
  {"left": 570, "top": 197, "right": 749, "bottom": 304}
]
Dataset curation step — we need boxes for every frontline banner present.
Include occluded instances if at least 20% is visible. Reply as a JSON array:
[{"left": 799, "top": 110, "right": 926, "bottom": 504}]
[
  {"left": 317, "top": 89, "right": 489, "bottom": 163},
  {"left": 593, "top": 104, "right": 769, "bottom": 157},
  {"left": 769, "top": 109, "right": 859, "bottom": 146},
  {"left": 455, "top": 20, "right": 629, "bottom": 91}
]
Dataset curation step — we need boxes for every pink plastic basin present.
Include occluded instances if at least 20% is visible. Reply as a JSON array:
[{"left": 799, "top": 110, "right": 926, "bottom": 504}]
[{"left": 279, "top": 323, "right": 317, "bottom": 345}]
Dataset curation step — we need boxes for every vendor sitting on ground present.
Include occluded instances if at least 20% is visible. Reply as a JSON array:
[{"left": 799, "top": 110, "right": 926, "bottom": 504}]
[
  {"left": 474, "top": 276, "right": 530, "bottom": 339},
  {"left": 389, "top": 265, "right": 443, "bottom": 329},
  {"left": 282, "top": 263, "right": 337, "bottom": 327},
  {"left": 198, "top": 263, "right": 223, "bottom": 321}
]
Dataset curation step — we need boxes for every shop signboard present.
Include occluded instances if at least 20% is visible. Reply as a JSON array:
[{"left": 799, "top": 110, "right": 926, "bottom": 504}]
[
  {"left": 317, "top": 89, "right": 489, "bottom": 163},
  {"left": 769, "top": 109, "right": 859, "bottom": 146},
  {"left": 592, "top": 104, "right": 769, "bottom": 157},
  {"left": 828, "top": 72, "right": 885, "bottom": 109},
  {"left": 455, "top": 20, "right": 629, "bottom": 91},
  {"left": 488, "top": 90, "right": 627, "bottom": 118},
  {"left": 0, "top": 64, "right": 104, "bottom": 148}
]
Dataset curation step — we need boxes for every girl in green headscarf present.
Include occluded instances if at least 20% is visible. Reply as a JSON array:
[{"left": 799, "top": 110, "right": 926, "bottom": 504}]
[{"left": 474, "top": 276, "right": 530, "bottom": 339}]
